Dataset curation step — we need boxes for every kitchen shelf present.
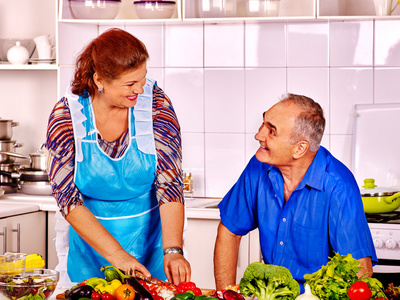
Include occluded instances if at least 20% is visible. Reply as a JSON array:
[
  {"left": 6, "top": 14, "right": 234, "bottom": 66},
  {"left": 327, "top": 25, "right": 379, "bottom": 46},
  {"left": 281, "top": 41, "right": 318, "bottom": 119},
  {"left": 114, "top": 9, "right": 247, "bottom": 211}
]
[{"left": 0, "top": 64, "right": 58, "bottom": 70}]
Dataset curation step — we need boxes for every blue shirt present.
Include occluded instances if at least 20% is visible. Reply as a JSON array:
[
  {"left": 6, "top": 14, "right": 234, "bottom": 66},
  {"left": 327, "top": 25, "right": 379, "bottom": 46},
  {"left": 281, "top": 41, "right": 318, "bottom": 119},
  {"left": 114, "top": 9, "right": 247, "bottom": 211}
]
[{"left": 219, "top": 146, "right": 377, "bottom": 284}]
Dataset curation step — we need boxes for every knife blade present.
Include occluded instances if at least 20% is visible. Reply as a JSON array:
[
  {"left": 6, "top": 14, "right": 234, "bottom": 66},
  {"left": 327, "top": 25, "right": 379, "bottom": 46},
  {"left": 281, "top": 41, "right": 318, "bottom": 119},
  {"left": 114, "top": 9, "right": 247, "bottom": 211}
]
[{"left": 134, "top": 270, "right": 171, "bottom": 285}]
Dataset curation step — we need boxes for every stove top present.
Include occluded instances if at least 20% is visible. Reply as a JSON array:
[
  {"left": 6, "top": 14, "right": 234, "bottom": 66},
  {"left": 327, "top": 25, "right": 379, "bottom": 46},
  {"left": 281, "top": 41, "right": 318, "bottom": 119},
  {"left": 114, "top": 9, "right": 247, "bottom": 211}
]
[{"left": 366, "top": 211, "right": 400, "bottom": 224}]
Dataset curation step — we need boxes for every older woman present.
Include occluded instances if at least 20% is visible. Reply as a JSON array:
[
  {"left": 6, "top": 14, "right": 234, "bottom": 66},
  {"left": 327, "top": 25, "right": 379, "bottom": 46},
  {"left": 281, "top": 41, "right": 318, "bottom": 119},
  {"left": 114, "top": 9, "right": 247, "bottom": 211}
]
[{"left": 46, "top": 28, "right": 190, "bottom": 284}]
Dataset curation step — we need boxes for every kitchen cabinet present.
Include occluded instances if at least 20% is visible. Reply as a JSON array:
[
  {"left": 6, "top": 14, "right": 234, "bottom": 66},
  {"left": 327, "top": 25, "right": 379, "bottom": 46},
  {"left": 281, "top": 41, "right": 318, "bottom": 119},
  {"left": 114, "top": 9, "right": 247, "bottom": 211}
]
[
  {"left": 47, "top": 211, "right": 58, "bottom": 270},
  {"left": 184, "top": 209, "right": 262, "bottom": 289},
  {"left": 58, "top": 0, "right": 182, "bottom": 22},
  {"left": 0, "top": 211, "right": 46, "bottom": 258}
]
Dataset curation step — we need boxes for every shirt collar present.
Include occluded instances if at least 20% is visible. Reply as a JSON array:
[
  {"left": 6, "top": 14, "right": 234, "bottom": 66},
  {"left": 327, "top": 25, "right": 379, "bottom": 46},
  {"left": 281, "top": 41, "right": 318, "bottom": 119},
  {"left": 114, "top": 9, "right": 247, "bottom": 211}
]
[{"left": 298, "top": 146, "right": 327, "bottom": 191}]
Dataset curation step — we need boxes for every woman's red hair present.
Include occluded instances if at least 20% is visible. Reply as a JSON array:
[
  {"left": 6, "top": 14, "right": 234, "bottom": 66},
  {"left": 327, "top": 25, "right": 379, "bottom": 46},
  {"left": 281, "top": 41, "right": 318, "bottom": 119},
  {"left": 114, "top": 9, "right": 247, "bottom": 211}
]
[{"left": 71, "top": 28, "right": 149, "bottom": 96}]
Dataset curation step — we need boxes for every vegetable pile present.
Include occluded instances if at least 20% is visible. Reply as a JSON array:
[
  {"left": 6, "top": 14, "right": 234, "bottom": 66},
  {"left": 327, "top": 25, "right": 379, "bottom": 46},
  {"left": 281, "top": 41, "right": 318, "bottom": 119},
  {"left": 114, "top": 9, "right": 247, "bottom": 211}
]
[
  {"left": 64, "top": 266, "right": 218, "bottom": 300},
  {"left": 384, "top": 284, "right": 400, "bottom": 300},
  {"left": 304, "top": 252, "right": 386, "bottom": 300},
  {"left": 239, "top": 262, "right": 300, "bottom": 300}
]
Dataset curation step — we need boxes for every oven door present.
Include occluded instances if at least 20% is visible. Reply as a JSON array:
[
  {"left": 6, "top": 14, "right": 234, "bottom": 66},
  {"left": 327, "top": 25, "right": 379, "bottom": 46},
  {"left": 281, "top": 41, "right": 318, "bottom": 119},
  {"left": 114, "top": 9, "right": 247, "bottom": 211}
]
[{"left": 372, "top": 260, "right": 400, "bottom": 286}]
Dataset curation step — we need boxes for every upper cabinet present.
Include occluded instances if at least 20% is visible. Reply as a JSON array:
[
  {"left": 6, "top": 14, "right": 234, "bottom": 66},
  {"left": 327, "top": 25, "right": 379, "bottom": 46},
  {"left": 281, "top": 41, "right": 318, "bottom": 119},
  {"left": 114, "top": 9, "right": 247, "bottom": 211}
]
[{"left": 57, "top": 0, "right": 400, "bottom": 24}]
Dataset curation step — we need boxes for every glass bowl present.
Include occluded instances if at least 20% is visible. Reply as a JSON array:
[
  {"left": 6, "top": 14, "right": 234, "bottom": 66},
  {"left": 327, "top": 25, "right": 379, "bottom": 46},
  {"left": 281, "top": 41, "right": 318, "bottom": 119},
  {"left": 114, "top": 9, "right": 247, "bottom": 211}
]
[
  {"left": 0, "top": 269, "right": 59, "bottom": 300},
  {"left": 0, "top": 253, "right": 27, "bottom": 274},
  {"left": 68, "top": 0, "right": 122, "bottom": 19},
  {"left": 133, "top": 1, "right": 176, "bottom": 19}
]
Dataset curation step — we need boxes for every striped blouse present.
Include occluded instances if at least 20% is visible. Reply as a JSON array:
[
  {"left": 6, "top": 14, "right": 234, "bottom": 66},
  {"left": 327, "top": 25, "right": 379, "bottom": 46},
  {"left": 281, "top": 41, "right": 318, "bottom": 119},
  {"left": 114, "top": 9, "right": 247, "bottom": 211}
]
[{"left": 46, "top": 85, "right": 184, "bottom": 217}]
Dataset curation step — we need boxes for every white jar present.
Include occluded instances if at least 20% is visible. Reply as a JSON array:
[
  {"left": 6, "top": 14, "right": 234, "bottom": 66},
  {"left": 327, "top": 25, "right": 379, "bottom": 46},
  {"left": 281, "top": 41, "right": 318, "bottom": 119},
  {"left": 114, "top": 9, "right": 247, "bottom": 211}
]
[{"left": 7, "top": 42, "right": 29, "bottom": 65}]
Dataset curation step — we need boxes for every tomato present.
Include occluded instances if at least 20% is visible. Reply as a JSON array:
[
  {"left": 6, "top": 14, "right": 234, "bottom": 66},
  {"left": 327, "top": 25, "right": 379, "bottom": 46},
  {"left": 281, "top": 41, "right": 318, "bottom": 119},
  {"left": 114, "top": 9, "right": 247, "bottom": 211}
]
[
  {"left": 79, "top": 280, "right": 88, "bottom": 286},
  {"left": 154, "top": 296, "right": 164, "bottom": 300},
  {"left": 186, "top": 282, "right": 197, "bottom": 291},
  {"left": 149, "top": 290, "right": 158, "bottom": 297},
  {"left": 177, "top": 281, "right": 198, "bottom": 293},
  {"left": 193, "top": 287, "right": 202, "bottom": 297},
  {"left": 348, "top": 281, "right": 372, "bottom": 300},
  {"left": 101, "top": 292, "right": 114, "bottom": 300},
  {"left": 91, "top": 292, "right": 101, "bottom": 300},
  {"left": 114, "top": 284, "right": 136, "bottom": 300}
]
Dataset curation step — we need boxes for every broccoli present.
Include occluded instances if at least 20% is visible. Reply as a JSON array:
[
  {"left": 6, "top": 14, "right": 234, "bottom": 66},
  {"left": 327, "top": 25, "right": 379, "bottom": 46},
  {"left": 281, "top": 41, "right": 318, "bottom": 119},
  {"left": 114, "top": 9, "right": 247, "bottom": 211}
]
[{"left": 239, "top": 262, "right": 300, "bottom": 300}]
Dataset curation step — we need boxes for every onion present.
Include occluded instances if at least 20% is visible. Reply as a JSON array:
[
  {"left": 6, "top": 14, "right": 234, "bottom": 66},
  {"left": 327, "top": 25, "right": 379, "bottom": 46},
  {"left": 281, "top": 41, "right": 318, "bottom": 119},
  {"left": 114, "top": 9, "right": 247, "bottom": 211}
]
[{"left": 295, "top": 284, "right": 319, "bottom": 300}]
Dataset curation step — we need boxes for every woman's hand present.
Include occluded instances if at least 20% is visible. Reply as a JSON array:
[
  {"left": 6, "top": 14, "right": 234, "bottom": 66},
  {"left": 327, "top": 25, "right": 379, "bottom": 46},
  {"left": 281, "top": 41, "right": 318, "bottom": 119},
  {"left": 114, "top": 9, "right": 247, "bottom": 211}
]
[
  {"left": 164, "top": 253, "right": 191, "bottom": 285},
  {"left": 109, "top": 249, "right": 151, "bottom": 278}
]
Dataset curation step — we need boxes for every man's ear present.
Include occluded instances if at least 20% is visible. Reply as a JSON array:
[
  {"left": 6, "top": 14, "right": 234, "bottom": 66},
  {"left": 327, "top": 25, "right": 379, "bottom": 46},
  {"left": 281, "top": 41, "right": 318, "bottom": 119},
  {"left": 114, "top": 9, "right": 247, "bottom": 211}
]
[{"left": 293, "top": 140, "right": 310, "bottom": 159}]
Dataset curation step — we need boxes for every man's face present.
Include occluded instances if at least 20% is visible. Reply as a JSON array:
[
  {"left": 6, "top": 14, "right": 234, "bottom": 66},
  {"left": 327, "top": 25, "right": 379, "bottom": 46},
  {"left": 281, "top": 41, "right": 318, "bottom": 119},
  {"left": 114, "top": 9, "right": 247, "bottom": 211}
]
[{"left": 254, "top": 101, "right": 300, "bottom": 167}]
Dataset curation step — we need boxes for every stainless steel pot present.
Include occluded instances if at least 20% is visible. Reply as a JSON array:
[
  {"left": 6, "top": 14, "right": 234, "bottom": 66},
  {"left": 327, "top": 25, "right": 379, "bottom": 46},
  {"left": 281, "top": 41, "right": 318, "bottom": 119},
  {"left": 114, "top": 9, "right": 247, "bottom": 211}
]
[
  {"left": 0, "top": 151, "right": 46, "bottom": 171},
  {"left": 0, "top": 119, "right": 19, "bottom": 140},
  {"left": 19, "top": 181, "right": 52, "bottom": 196},
  {"left": 0, "top": 140, "right": 22, "bottom": 163}
]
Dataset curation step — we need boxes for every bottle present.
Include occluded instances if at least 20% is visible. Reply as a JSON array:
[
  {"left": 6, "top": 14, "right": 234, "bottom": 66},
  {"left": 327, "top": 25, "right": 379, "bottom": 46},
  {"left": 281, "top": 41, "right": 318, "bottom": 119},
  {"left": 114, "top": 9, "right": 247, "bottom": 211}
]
[{"left": 183, "top": 172, "right": 193, "bottom": 192}]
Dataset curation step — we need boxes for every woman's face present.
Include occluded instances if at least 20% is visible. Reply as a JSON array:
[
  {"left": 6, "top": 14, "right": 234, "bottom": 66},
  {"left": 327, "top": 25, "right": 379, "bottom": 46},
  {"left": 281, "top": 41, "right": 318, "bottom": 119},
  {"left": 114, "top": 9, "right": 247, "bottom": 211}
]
[{"left": 97, "top": 62, "right": 147, "bottom": 108}]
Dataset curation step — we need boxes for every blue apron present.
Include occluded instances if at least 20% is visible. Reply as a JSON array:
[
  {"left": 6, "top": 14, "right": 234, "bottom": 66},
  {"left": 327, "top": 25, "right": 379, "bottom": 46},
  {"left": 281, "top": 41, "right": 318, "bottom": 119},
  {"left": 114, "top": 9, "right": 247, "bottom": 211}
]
[{"left": 66, "top": 79, "right": 165, "bottom": 283}]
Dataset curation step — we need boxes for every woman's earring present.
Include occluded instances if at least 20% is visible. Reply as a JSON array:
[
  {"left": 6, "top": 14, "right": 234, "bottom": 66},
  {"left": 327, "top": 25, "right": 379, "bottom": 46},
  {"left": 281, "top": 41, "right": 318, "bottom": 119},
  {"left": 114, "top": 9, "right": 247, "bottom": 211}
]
[{"left": 98, "top": 88, "right": 103, "bottom": 94}]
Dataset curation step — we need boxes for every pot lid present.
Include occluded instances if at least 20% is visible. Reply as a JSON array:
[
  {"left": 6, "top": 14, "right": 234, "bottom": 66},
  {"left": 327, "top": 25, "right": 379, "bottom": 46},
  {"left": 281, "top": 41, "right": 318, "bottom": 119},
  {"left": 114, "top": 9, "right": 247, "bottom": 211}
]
[{"left": 360, "top": 178, "right": 399, "bottom": 197}]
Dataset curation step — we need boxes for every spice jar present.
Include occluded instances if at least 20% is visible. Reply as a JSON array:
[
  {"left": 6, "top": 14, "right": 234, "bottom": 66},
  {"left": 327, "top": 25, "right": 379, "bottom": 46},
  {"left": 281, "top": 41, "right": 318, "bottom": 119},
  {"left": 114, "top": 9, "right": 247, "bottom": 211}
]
[{"left": 183, "top": 172, "right": 193, "bottom": 192}]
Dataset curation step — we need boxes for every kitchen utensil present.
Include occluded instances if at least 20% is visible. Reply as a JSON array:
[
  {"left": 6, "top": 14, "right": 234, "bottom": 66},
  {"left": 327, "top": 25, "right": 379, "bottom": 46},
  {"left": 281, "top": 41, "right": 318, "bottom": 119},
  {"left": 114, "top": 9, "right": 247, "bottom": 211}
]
[
  {"left": 361, "top": 179, "right": 400, "bottom": 213},
  {"left": 198, "top": 0, "right": 237, "bottom": 18},
  {"left": 0, "top": 144, "right": 46, "bottom": 171},
  {"left": 133, "top": 1, "right": 176, "bottom": 19},
  {"left": 33, "top": 35, "right": 54, "bottom": 47},
  {"left": 246, "top": 0, "right": 280, "bottom": 17},
  {"left": 0, "top": 39, "right": 35, "bottom": 62},
  {"left": 7, "top": 42, "right": 29, "bottom": 65},
  {"left": 0, "top": 119, "right": 19, "bottom": 140},
  {"left": 0, "top": 151, "right": 46, "bottom": 171},
  {"left": 0, "top": 269, "right": 59, "bottom": 300},
  {"left": 0, "top": 141, "right": 22, "bottom": 164},
  {"left": 68, "top": 0, "right": 122, "bottom": 19},
  {"left": 373, "top": 0, "right": 398, "bottom": 15},
  {"left": 19, "top": 181, "right": 52, "bottom": 196}
]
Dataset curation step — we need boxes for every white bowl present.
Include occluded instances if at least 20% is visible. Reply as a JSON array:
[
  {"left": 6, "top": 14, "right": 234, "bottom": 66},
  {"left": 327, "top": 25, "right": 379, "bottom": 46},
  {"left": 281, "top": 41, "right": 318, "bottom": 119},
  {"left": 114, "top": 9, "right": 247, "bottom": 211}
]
[
  {"left": 133, "top": 1, "right": 176, "bottom": 19},
  {"left": 198, "top": 0, "right": 237, "bottom": 18},
  {"left": 246, "top": 0, "right": 280, "bottom": 17},
  {"left": 69, "top": 0, "right": 121, "bottom": 19}
]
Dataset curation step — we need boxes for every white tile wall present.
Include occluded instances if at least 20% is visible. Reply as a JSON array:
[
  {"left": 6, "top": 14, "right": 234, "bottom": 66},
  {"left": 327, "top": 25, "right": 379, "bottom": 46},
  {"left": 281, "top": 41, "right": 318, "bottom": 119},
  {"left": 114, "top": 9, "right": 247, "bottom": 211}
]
[{"left": 57, "top": 19, "right": 400, "bottom": 198}]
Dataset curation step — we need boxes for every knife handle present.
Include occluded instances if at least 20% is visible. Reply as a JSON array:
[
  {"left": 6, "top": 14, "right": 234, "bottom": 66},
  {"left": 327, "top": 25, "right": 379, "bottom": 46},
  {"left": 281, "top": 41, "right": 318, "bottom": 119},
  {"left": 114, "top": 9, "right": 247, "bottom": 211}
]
[{"left": 125, "top": 276, "right": 154, "bottom": 300}]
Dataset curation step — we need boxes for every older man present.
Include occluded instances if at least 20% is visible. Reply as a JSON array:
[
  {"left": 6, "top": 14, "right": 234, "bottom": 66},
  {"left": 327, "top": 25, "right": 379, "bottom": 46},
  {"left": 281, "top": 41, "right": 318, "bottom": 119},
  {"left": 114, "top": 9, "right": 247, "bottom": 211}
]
[{"left": 214, "top": 94, "right": 376, "bottom": 291}]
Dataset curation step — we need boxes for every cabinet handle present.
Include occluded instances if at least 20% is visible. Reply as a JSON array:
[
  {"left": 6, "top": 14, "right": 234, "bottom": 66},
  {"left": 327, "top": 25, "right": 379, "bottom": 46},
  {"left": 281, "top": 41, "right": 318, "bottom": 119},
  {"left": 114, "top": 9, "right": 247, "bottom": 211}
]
[
  {"left": 0, "top": 227, "right": 6, "bottom": 254},
  {"left": 12, "top": 224, "right": 21, "bottom": 253}
]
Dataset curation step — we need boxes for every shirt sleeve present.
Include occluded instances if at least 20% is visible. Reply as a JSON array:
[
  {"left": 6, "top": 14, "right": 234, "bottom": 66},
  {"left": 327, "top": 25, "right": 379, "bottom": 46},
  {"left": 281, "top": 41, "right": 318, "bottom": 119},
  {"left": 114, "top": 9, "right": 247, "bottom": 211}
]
[
  {"left": 219, "top": 156, "right": 260, "bottom": 235},
  {"left": 152, "top": 85, "right": 184, "bottom": 205},
  {"left": 45, "top": 98, "right": 84, "bottom": 218},
  {"left": 328, "top": 176, "right": 378, "bottom": 263}
]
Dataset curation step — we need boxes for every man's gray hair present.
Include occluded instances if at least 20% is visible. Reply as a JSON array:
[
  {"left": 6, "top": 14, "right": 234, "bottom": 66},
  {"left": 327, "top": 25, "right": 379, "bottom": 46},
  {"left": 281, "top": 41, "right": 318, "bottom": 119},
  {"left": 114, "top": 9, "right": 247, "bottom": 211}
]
[{"left": 280, "top": 93, "right": 325, "bottom": 152}]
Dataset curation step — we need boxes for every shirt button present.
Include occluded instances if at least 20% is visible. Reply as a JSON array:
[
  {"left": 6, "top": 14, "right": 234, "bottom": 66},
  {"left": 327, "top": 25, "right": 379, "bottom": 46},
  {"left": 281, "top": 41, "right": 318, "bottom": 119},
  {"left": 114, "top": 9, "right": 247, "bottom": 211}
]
[
  {"left": 282, "top": 218, "right": 286, "bottom": 222},
  {"left": 280, "top": 241, "right": 283, "bottom": 245}
]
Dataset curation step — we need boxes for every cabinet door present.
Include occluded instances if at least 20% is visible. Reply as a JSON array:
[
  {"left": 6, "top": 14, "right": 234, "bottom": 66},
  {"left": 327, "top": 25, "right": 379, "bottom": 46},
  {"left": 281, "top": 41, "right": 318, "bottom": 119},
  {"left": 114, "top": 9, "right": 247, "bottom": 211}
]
[
  {"left": 3, "top": 212, "right": 46, "bottom": 258},
  {"left": 184, "top": 218, "right": 250, "bottom": 289},
  {"left": 47, "top": 212, "right": 58, "bottom": 269},
  {"left": 0, "top": 219, "right": 7, "bottom": 254}
]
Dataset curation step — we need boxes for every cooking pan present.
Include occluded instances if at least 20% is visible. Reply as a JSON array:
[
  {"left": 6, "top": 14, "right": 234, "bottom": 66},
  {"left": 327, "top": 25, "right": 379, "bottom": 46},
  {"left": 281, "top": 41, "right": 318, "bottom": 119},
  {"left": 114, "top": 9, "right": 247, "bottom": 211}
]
[
  {"left": 361, "top": 178, "right": 400, "bottom": 213},
  {"left": 0, "top": 140, "right": 23, "bottom": 163},
  {"left": 0, "top": 144, "right": 46, "bottom": 171}
]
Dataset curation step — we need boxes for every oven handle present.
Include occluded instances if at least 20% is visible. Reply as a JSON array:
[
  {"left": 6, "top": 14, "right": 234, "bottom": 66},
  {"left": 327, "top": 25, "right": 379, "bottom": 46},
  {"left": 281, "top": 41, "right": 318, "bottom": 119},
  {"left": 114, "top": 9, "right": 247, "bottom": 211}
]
[{"left": 373, "top": 264, "right": 400, "bottom": 273}]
